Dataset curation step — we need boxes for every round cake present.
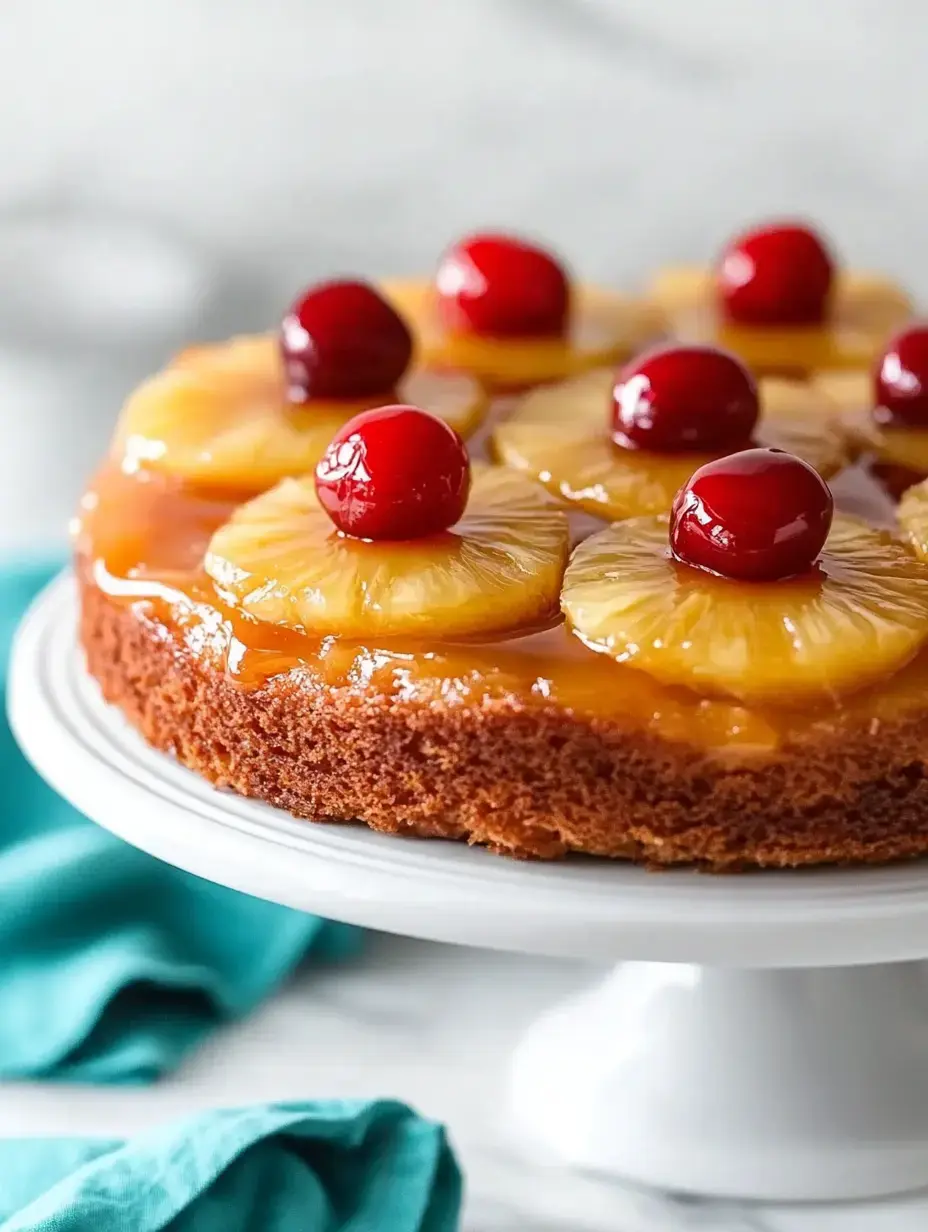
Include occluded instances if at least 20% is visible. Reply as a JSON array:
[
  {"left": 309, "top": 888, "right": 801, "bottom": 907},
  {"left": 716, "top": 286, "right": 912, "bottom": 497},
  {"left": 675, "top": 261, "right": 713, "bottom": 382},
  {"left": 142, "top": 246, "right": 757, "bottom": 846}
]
[{"left": 74, "top": 233, "right": 928, "bottom": 870}]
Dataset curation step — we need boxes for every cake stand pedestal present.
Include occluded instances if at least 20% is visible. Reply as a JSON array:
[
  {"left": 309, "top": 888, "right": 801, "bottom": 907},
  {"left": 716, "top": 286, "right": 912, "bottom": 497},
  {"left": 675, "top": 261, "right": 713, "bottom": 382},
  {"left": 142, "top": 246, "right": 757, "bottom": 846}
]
[{"left": 13, "top": 574, "right": 928, "bottom": 1203}]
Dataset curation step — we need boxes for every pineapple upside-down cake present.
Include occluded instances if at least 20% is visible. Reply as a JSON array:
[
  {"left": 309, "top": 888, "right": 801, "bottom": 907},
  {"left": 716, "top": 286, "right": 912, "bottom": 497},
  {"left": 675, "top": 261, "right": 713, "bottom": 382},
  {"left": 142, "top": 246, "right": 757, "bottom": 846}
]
[{"left": 75, "top": 233, "right": 928, "bottom": 869}]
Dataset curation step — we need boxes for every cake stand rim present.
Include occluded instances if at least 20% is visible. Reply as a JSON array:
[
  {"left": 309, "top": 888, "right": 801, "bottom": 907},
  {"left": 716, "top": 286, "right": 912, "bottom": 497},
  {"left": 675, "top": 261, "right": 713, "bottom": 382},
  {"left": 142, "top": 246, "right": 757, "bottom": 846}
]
[{"left": 11, "top": 570, "right": 928, "bottom": 969}]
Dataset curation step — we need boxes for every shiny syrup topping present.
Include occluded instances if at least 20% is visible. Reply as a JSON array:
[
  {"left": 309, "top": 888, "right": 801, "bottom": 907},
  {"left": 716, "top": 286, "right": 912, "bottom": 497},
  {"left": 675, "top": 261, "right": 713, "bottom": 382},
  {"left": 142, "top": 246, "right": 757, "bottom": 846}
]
[
  {"left": 435, "top": 232, "right": 569, "bottom": 338},
  {"left": 874, "top": 323, "right": 928, "bottom": 428},
  {"left": 670, "top": 448, "right": 834, "bottom": 582},
  {"left": 717, "top": 222, "right": 835, "bottom": 327},
  {"left": 315, "top": 404, "right": 471, "bottom": 540},
  {"left": 280, "top": 279, "right": 413, "bottom": 402},
  {"left": 612, "top": 344, "right": 759, "bottom": 453},
  {"left": 78, "top": 456, "right": 904, "bottom": 746}
]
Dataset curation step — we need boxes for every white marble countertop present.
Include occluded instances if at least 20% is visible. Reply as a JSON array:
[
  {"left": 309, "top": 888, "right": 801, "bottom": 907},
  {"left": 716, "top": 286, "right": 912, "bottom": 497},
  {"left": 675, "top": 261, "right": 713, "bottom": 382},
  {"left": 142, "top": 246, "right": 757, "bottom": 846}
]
[{"left": 0, "top": 933, "right": 923, "bottom": 1231}]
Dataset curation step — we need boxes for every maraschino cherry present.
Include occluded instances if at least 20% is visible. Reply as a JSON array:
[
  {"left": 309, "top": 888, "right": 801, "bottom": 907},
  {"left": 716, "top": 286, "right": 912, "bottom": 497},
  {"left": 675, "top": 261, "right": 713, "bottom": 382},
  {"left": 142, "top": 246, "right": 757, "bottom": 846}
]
[
  {"left": 436, "top": 232, "right": 569, "bottom": 338},
  {"left": 612, "top": 344, "right": 759, "bottom": 453},
  {"left": 717, "top": 222, "right": 835, "bottom": 327},
  {"left": 874, "top": 324, "right": 928, "bottom": 428},
  {"left": 315, "top": 405, "right": 471, "bottom": 540},
  {"left": 281, "top": 280, "right": 413, "bottom": 402},
  {"left": 670, "top": 448, "right": 833, "bottom": 582}
]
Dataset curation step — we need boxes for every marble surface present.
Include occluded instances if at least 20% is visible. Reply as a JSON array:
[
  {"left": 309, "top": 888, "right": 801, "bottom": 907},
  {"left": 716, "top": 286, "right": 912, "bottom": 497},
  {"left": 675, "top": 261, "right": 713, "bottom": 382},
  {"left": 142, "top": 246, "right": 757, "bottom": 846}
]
[
  {"left": 0, "top": 934, "right": 924, "bottom": 1230},
  {"left": 1, "top": 0, "right": 926, "bottom": 292}
]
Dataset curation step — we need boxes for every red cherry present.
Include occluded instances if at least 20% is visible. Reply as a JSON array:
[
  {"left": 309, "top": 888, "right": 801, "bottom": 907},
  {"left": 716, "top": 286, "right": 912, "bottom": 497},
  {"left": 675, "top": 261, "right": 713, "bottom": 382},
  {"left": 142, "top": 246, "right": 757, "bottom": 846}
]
[
  {"left": 436, "top": 232, "right": 569, "bottom": 338},
  {"left": 717, "top": 222, "right": 835, "bottom": 327},
  {"left": 281, "top": 280, "right": 412, "bottom": 402},
  {"left": 315, "top": 405, "right": 471, "bottom": 541},
  {"left": 670, "top": 449, "right": 833, "bottom": 582},
  {"left": 874, "top": 324, "right": 928, "bottom": 428},
  {"left": 612, "top": 344, "right": 759, "bottom": 453}
]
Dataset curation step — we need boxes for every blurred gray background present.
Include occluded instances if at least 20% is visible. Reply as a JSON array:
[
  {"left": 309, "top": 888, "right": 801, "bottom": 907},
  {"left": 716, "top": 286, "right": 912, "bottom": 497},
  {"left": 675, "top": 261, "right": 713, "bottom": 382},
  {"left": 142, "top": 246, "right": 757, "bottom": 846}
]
[{"left": 0, "top": 0, "right": 923, "bottom": 550}]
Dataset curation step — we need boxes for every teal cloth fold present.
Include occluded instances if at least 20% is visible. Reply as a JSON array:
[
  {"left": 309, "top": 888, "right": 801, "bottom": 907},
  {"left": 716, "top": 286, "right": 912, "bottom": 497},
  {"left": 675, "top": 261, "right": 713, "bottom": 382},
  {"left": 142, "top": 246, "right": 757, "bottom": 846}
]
[
  {"left": 1, "top": 561, "right": 361, "bottom": 1082},
  {"left": 0, "top": 1100, "right": 461, "bottom": 1231}
]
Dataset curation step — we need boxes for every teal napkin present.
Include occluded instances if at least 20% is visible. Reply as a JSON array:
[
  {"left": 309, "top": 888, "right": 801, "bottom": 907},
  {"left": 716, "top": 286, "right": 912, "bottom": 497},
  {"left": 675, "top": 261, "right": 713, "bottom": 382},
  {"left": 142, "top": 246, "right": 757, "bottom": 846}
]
[
  {"left": 0, "top": 1100, "right": 461, "bottom": 1231},
  {"left": 1, "top": 561, "right": 361, "bottom": 1082}
]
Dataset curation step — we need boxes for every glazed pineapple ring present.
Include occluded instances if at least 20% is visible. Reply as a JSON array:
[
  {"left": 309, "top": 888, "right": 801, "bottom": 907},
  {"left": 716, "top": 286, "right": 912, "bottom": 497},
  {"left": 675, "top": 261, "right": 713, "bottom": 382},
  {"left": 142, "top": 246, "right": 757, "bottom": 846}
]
[
  {"left": 205, "top": 464, "right": 570, "bottom": 639},
  {"left": 898, "top": 479, "right": 928, "bottom": 559},
  {"left": 561, "top": 515, "right": 928, "bottom": 703},
  {"left": 114, "top": 334, "right": 488, "bottom": 492},
  {"left": 492, "top": 368, "right": 850, "bottom": 521},
  {"left": 815, "top": 369, "right": 928, "bottom": 475},
  {"left": 382, "top": 279, "right": 661, "bottom": 390},
  {"left": 650, "top": 267, "right": 912, "bottom": 374}
]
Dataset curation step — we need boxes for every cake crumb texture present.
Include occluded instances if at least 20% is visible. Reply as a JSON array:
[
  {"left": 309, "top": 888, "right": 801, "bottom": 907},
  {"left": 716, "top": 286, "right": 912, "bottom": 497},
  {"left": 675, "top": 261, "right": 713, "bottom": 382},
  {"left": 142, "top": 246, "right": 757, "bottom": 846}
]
[{"left": 79, "top": 572, "right": 928, "bottom": 871}]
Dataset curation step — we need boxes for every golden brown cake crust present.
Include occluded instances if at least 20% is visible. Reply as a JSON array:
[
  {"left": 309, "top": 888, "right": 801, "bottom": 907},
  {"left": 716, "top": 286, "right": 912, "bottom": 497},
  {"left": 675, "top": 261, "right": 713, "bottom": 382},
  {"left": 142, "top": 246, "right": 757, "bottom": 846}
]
[{"left": 78, "top": 566, "right": 928, "bottom": 871}]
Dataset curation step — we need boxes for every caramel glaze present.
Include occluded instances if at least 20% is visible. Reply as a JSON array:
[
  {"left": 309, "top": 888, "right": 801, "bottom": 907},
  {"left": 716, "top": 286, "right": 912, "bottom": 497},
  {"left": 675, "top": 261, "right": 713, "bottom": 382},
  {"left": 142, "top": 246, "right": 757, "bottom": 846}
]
[{"left": 75, "top": 445, "right": 928, "bottom": 763}]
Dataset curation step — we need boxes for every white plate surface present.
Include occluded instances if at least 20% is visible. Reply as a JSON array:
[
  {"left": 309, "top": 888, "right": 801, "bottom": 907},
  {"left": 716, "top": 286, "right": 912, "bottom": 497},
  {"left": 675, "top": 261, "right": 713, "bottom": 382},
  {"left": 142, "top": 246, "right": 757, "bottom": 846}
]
[{"left": 10, "top": 572, "right": 928, "bottom": 968}]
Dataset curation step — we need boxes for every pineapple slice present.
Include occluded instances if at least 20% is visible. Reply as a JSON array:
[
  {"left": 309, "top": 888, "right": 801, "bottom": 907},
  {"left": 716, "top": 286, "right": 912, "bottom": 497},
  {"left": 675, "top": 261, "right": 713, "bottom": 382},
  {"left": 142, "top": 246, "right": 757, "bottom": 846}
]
[
  {"left": 114, "top": 334, "right": 487, "bottom": 491},
  {"left": 492, "top": 368, "right": 850, "bottom": 521},
  {"left": 650, "top": 266, "right": 912, "bottom": 374},
  {"left": 898, "top": 478, "right": 928, "bottom": 559},
  {"left": 561, "top": 515, "right": 928, "bottom": 702},
  {"left": 205, "top": 464, "right": 569, "bottom": 638},
  {"left": 382, "top": 279, "right": 661, "bottom": 389},
  {"left": 815, "top": 370, "right": 928, "bottom": 473}
]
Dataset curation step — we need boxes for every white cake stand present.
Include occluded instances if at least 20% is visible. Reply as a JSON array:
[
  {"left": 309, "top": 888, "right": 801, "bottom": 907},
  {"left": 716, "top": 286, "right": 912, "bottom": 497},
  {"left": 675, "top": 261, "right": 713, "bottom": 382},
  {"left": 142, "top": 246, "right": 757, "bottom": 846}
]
[{"left": 12, "top": 574, "right": 928, "bottom": 1203}]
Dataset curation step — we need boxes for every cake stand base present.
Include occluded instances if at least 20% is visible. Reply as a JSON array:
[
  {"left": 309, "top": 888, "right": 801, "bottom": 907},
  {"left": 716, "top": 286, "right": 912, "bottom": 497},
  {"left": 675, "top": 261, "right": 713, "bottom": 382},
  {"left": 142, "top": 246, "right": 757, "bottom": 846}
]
[{"left": 509, "top": 959, "right": 928, "bottom": 1201}]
